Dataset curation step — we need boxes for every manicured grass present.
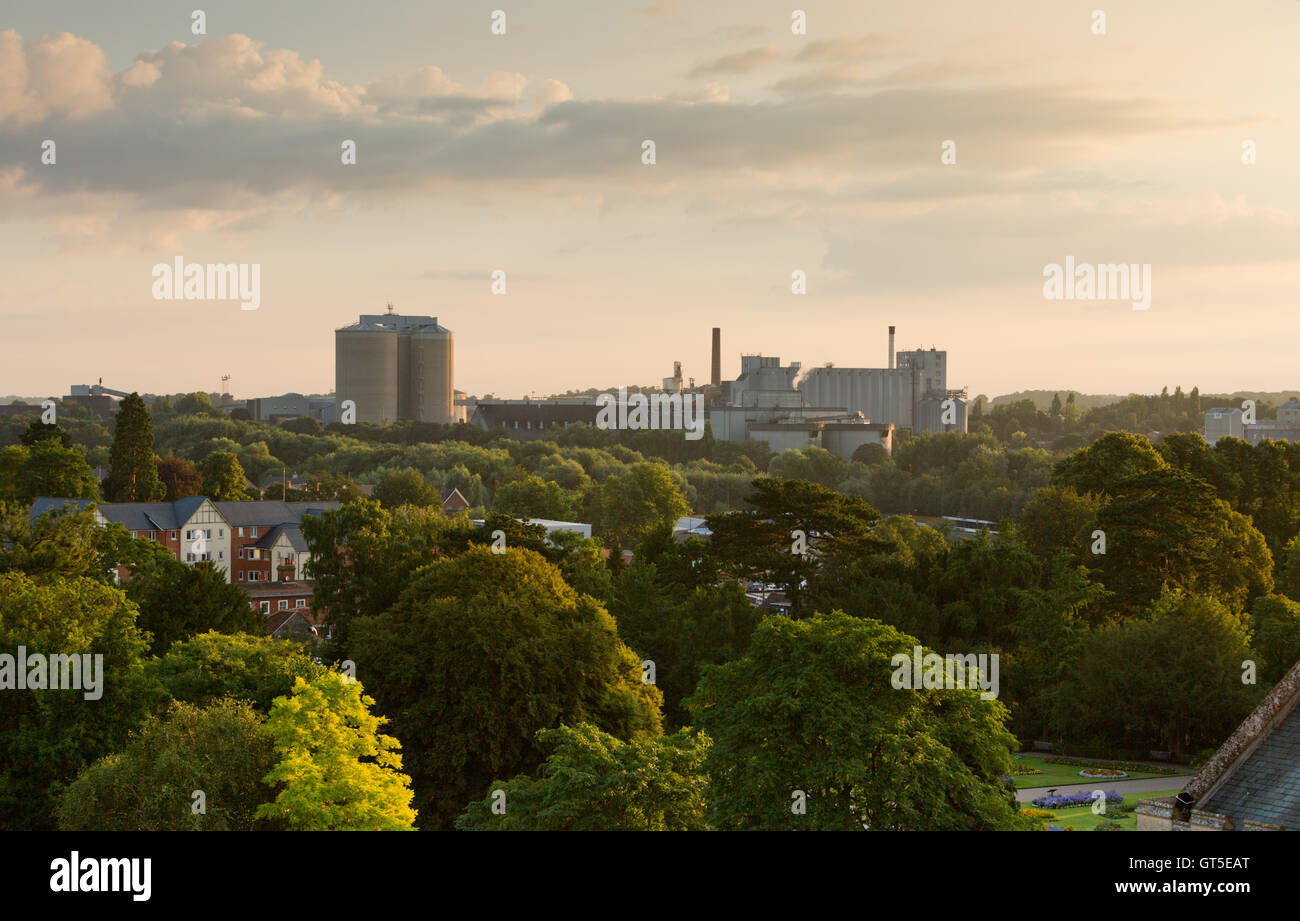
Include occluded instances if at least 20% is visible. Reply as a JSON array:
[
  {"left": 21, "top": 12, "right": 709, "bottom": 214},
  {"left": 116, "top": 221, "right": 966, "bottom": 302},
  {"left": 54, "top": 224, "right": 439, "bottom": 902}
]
[
  {"left": 1009, "top": 754, "right": 1191, "bottom": 789},
  {"left": 1040, "top": 789, "right": 1182, "bottom": 831}
]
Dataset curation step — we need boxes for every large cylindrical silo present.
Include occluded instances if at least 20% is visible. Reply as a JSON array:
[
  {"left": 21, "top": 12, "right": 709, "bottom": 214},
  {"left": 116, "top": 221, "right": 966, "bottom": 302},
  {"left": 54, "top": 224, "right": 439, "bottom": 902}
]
[
  {"left": 408, "top": 322, "right": 454, "bottom": 424},
  {"left": 335, "top": 321, "right": 398, "bottom": 425}
]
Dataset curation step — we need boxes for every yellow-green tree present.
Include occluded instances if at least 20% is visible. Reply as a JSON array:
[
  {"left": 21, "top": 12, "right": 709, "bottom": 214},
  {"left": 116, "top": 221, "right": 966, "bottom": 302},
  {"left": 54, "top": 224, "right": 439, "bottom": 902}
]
[{"left": 257, "top": 672, "right": 416, "bottom": 831}]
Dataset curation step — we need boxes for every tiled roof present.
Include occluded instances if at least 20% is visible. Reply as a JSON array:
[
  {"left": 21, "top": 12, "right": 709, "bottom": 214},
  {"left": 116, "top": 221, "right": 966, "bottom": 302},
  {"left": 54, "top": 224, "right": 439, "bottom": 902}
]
[
  {"left": 253, "top": 523, "right": 309, "bottom": 552},
  {"left": 213, "top": 500, "right": 340, "bottom": 527},
  {"left": 1202, "top": 698, "right": 1300, "bottom": 829},
  {"left": 30, "top": 496, "right": 208, "bottom": 531},
  {"left": 28, "top": 497, "right": 95, "bottom": 521}
]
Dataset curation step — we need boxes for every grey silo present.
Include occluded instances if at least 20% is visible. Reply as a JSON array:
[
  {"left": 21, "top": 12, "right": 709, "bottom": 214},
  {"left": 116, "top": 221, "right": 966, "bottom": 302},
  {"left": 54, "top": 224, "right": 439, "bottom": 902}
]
[
  {"left": 335, "top": 319, "right": 399, "bottom": 425},
  {"left": 335, "top": 311, "right": 454, "bottom": 426}
]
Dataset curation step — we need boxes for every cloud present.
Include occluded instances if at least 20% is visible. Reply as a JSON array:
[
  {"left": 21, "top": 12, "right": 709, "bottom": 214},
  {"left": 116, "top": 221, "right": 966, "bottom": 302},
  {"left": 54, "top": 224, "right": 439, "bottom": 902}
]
[
  {"left": 795, "top": 34, "right": 909, "bottom": 63},
  {"left": 689, "top": 43, "right": 783, "bottom": 77},
  {"left": 0, "top": 29, "right": 114, "bottom": 126}
]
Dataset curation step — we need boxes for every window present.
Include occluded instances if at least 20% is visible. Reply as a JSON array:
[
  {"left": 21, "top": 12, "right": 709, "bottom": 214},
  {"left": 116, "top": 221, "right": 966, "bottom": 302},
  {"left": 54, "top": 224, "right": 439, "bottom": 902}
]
[
  {"left": 250, "top": 527, "right": 258, "bottom": 538},
  {"left": 278, "top": 600, "right": 288, "bottom": 610},
  {"left": 295, "top": 599, "right": 306, "bottom": 608},
  {"left": 238, "top": 549, "right": 245, "bottom": 559},
  {"left": 149, "top": 530, "right": 156, "bottom": 540},
  {"left": 238, "top": 571, "right": 244, "bottom": 581},
  {"left": 259, "top": 601, "right": 270, "bottom": 614},
  {"left": 217, "top": 551, "right": 224, "bottom": 560},
  {"left": 218, "top": 529, "right": 223, "bottom": 537},
  {"left": 237, "top": 527, "right": 244, "bottom": 537},
  {"left": 170, "top": 531, "right": 177, "bottom": 540}
]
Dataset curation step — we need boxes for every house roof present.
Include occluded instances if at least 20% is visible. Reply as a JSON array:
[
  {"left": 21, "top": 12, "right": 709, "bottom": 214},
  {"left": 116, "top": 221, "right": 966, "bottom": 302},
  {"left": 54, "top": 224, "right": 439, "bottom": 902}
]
[
  {"left": 213, "top": 500, "right": 340, "bottom": 527},
  {"left": 253, "top": 523, "right": 309, "bottom": 552},
  {"left": 1168, "top": 656, "right": 1300, "bottom": 829},
  {"left": 28, "top": 497, "right": 95, "bottom": 521},
  {"left": 29, "top": 496, "right": 209, "bottom": 531}
]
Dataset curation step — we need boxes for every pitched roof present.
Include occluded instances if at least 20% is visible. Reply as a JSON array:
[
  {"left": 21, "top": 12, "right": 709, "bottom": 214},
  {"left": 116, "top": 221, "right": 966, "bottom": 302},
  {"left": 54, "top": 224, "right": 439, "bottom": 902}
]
[
  {"left": 30, "top": 496, "right": 209, "bottom": 531},
  {"left": 28, "top": 497, "right": 95, "bottom": 521},
  {"left": 253, "top": 523, "right": 309, "bottom": 552},
  {"left": 1170, "top": 656, "right": 1300, "bottom": 829},
  {"left": 212, "top": 500, "right": 340, "bottom": 527}
]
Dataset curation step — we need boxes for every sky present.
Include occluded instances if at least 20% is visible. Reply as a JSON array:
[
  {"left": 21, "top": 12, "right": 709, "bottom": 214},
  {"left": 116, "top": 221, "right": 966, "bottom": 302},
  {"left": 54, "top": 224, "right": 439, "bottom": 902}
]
[{"left": 2, "top": 0, "right": 1299, "bottom": 401}]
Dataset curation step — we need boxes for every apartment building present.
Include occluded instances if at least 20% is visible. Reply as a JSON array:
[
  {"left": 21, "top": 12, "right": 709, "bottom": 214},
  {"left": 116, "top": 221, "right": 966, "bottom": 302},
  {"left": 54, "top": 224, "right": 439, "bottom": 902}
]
[{"left": 28, "top": 497, "right": 339, "bottom": 586}]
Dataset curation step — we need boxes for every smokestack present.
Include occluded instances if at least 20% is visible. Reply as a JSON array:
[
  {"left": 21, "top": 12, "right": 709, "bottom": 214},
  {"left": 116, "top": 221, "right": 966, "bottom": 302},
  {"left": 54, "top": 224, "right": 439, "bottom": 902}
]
[
  {"left": 888, "top": 326, "right": 895, "bottom": 370},
  {"left": 711, "top": 327, "right": 721, "bottom": 386}
]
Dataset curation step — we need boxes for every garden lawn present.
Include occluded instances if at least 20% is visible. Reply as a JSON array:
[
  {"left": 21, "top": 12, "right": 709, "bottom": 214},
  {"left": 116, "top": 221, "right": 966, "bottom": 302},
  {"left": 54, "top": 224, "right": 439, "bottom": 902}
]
[
  {"left": 1044, "top": 789, "right": 1183, "bottom": 831},
  {"left": 1010, "top": 754, "right": 1190, "bottom": 789}
]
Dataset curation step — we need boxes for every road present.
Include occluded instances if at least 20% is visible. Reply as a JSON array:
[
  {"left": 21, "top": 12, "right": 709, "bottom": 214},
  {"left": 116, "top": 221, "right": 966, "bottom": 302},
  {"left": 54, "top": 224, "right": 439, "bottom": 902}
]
[{"left": 1016, "top": 775, "right": 1192, "bottom": 804}]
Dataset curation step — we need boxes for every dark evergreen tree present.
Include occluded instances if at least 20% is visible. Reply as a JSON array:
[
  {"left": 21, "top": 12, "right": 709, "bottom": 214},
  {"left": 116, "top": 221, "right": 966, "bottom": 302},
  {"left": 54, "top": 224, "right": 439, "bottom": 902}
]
[{"left": 105, "top": 393, "right": 165, "bottom": 502}]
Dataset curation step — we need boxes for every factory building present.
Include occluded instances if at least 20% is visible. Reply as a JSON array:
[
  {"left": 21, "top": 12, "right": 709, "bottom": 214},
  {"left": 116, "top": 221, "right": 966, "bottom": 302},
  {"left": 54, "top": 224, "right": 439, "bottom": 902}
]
[
  {"left": 796, "top": 327, "right": 966, "bottom": 434},
  {"left": 706, "top": 326, "right": 963, "bottom": 459},
  {"left": 335, "top": 307, "right": 454, "bottom": 426},
  {"left": 1207, "top": 400, "right": 1300, "bottom": 446}
]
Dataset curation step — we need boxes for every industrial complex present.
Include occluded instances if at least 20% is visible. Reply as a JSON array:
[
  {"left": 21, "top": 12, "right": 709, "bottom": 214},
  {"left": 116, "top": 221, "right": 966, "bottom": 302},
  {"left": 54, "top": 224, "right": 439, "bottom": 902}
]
[{"left": 46, "top": 312, "right": 967, "bottom": 460}]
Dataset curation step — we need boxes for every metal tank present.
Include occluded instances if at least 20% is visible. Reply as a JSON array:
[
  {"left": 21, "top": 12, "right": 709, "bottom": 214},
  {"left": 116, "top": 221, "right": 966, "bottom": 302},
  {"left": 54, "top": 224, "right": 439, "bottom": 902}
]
[
  {"left": 408, "top": 321, "right": 454, "bottom": 424},
  {"left": 335, "top": 319, "right": 398, "bottom": 425}
]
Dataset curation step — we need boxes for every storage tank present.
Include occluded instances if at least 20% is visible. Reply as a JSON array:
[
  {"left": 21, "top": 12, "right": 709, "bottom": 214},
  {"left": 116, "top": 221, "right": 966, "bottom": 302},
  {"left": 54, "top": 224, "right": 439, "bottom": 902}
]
[
  {"left": 408, "top": 321, "right": 454, "bottom": 424},
  {"left": 335, "top": 320, "right": 398, "bottom": 424}
]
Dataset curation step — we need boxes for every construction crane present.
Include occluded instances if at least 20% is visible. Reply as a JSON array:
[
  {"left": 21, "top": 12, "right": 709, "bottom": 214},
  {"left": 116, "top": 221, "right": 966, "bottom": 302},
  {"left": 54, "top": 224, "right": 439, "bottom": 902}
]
[{"left": 221, "top": 375, "right": 232, "bottom": 400}]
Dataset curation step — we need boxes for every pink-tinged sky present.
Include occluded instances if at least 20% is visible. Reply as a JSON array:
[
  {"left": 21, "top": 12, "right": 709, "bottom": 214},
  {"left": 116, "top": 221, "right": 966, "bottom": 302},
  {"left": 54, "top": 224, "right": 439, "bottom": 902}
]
[{"left": 2, "top": 0, "right": 1299, "bottom": 401}]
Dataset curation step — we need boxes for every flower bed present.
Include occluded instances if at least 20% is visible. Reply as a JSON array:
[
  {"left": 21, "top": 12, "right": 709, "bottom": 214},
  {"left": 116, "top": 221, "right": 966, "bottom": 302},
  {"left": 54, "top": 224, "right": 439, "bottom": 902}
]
[
  {"left": 1078, "top": 768, "right": 1128, "bottom": 779},
  {"left": 1031, "top": 791, "right": 1124, "bottom": 809}
]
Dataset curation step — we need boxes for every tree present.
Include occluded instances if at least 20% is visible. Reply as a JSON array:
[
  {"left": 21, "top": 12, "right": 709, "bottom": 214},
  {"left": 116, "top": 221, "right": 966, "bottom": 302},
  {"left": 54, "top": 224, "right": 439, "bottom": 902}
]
[
  {"left": 105, "top": 393, "right": 165, "bottom": 502},
  {"left": 302, "top": 470, "right": 360, "bottom": 503},
  {"left": 686, "top": 611, "right": 1032, "bottom": 830},
  {"left": 150, "top": 631, "right": 325, "bottom": 713},
  {"left": 1059, "top": 592, "right": 1259, "bottom": 756},
  {"left": 597, "top": 462, "right": 690, "bottom": 547},
  {"left": 1093, "top": 468, "right": 1271, "bottom": 613},
  {"left": 1276, "top": 534, "right": 1300, "bottom": 602},
  {"left": 707, "top": 478, "right": 884, "bottom": 617},
  {"left": 174, "top": 392, "right": 215, "bottom": 416},
  {"left": 1052, "top": 431, "right": 1166, "bottom": 496},
  {"left": 279, "top": 416, "right": 322, "bottom": 435},
  {"left": 200, "top": 451, "right": 248, "bottom": 501},
  {"left": 1248, "top": 594, "right": 1300, "bottom": 685},
  {"left": 494, "top": 474, "right": 575, "bottom": 521},
  {"left": 348, "top": 547, "right": 662, "bottom": 829},
  {"left": 21, "top": 419, "right": 71, "bottom": 448},
  {"left": 57, "top": 699, "right": 277, "bottom": 830},
  {"left": 16, "top": 440, "right": 98, "bottom": 502},
  {"left": 256, "top": 672, "right": 417, "bottom": 831},
  {"left": 1016, "top": 485, "right": 1102, "bottom": 563},
  {"left": 124, "top": 556, "right": 262, "bottom": 654},
  {"left": 0, "top": 572, "right": 160, "bottom": 829},
  {"left": 156, "top": 453, "right": 203, "bottom": 501},
  {"left": 301, "top": 500, "right": 456, "bottom": 650},
  {"left": 374, "top": 468, "right": 435, "bottom": 508},
  {"left": 850, "top": 442, "right": 889, "bottom": 467},
  {"left": 456, "top": 724, "right": 710, "bottom": 830},
  {"left": 611, "top": 558, "right": 759, "bottom": 728}
]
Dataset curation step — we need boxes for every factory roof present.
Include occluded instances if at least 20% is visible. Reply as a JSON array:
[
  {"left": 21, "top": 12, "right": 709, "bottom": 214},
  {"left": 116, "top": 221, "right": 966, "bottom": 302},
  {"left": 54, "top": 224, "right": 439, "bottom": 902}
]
[{"left": 336, "top": 314, "right": 450, "bottom": 333}]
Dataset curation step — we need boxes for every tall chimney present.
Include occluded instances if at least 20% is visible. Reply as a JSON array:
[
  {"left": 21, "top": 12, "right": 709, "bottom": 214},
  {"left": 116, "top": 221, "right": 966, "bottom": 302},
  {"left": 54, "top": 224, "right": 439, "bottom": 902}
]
[
  {"left": 888, "top": 326, "right": 895, "bottom": 370},
  {"left": 711, "top": 327, "right": 721, "bottom": 386}
]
